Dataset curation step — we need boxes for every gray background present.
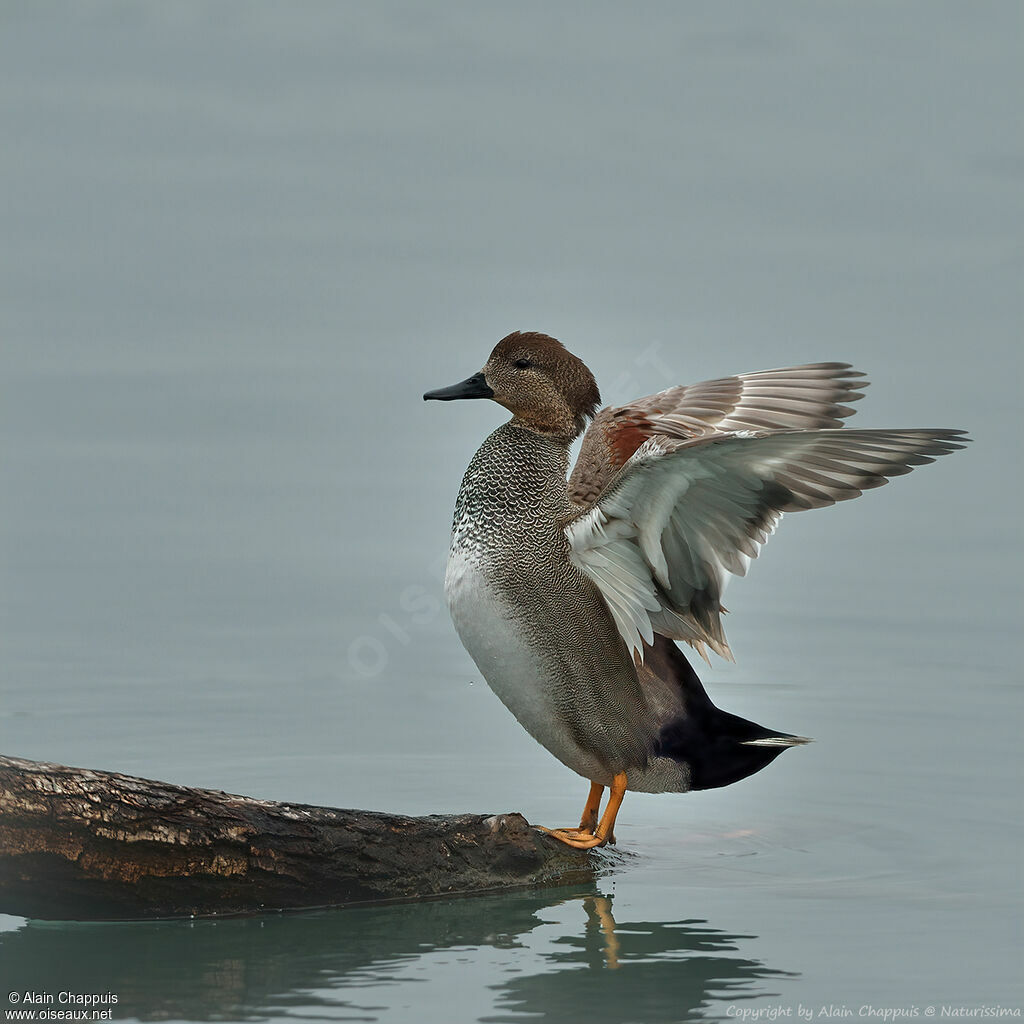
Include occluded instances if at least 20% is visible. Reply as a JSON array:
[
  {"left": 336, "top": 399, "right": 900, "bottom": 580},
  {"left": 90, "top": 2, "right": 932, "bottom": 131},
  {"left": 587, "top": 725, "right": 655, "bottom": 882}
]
[{"left": 1, "top": 3, "right": 1020, "bottom": 1021}]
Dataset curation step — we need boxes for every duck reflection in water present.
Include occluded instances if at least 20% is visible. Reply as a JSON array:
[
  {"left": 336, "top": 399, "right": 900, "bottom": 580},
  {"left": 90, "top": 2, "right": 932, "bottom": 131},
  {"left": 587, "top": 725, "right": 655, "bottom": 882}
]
[
  {"left": 494, "top": 891, "right": 795, "bottom": 1022},
  {"left": 585, "top": 894, "right": 622, "bottom": 970}
]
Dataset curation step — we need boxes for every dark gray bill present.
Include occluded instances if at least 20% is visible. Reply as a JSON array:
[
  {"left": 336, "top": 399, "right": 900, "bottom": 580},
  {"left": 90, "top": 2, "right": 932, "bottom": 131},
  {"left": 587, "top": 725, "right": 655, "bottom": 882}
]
[{"left": 423, "top": 372, "right": 494, "bottom": 401}]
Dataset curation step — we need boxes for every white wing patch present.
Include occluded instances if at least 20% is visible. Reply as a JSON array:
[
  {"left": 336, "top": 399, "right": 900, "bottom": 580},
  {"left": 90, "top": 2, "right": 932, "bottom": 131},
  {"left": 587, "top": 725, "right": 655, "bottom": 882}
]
[
  {"left": 566, "top": 507, "right": 660, "bottom": 659},
  {"left": 565, "top": 428, "right": 968, "bottom": 665}
]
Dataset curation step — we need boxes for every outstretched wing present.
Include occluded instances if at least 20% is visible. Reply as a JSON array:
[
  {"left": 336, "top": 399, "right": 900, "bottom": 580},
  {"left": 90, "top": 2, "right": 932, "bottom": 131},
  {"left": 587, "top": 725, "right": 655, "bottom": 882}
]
[
  {"left": 565, "top": 428, "right": 969, "bottom": 664},
  {"left": 568, "top": 363, "right": 869, "bottom": 505}
]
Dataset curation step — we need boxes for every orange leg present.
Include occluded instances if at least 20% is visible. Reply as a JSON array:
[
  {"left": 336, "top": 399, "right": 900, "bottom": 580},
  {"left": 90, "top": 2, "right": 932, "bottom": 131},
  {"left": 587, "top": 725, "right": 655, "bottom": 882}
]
[{"left": 537, "top": 773, "right": 627, "bottom": 849}]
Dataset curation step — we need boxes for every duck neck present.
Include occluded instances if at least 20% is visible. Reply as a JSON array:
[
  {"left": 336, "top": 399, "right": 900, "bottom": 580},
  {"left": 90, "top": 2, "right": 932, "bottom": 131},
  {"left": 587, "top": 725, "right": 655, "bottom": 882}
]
[
  {"left": 508, "top": 409, "right": 583, "bottom": 441},
  {"left": 452, "top": 422, "right": 573, "bottom": 544}
]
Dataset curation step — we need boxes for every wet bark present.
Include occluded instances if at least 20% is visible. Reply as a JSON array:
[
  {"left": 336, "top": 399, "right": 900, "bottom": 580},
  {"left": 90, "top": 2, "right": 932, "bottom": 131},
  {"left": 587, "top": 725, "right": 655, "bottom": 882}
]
[{"left": 0, "top": 754, "right": 598, "bottom": 921}]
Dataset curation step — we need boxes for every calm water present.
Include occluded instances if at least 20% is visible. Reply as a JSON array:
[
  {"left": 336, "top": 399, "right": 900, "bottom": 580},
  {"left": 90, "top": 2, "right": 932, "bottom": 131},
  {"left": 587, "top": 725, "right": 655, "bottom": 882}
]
[{"left": 1, "top": 3, "right": 1020, "bottom": 1021}]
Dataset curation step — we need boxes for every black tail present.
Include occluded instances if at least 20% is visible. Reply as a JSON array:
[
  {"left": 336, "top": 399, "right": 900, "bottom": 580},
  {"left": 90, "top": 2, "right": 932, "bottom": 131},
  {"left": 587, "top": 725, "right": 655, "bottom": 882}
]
[{"left": 646, "top": 637, "right": 810, "bottom": 791}]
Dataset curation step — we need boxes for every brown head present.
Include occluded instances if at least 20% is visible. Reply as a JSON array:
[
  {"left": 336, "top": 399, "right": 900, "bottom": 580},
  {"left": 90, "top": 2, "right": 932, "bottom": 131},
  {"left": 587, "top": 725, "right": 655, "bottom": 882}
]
[{"left": 423, "top": 331, "right": 601, "bottom": 440}]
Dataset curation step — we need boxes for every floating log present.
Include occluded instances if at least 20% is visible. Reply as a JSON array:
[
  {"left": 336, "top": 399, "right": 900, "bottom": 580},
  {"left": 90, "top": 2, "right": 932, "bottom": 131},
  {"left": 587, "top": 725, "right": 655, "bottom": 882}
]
[{"left": 0, "top": 754, "right": 598, "bottom": 921}]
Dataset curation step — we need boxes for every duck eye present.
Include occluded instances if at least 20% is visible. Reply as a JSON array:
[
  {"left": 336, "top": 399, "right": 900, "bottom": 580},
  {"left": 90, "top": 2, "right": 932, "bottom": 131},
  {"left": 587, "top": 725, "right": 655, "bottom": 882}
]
[{"left": 514, "top": 358, "right": 534, "bottom": 370}]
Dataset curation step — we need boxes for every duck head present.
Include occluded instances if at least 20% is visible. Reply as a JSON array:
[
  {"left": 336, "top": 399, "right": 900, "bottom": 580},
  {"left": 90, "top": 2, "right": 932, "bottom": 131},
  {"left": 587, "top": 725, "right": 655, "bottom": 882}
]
[{"left": 424, "top": 331, "right": 601, "bottom": 440}]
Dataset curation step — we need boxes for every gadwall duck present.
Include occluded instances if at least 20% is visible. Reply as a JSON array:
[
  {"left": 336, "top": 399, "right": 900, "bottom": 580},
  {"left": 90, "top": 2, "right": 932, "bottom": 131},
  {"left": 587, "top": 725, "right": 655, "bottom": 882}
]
[{"left": 425, "top": 332, "right": 968, "bottom": 848}]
